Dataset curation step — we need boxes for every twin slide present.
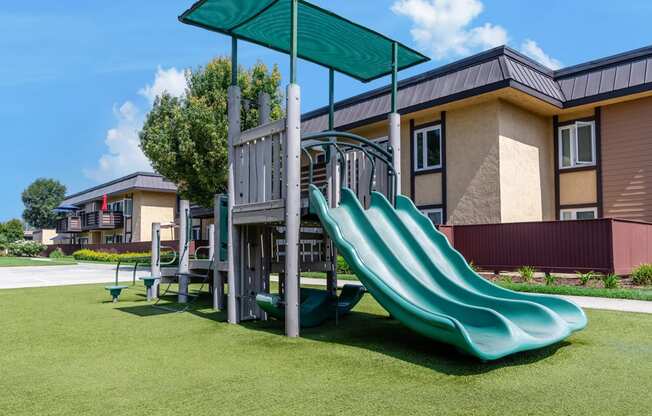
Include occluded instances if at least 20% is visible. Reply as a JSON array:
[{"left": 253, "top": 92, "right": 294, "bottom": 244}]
[{"left": 309, "top": 184, "right": 587, "bottom": 361}]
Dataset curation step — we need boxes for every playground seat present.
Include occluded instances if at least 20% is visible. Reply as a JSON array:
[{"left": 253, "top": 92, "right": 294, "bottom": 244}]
[{"left": 105, "top": 285, "right": 128, "bottom": 303}]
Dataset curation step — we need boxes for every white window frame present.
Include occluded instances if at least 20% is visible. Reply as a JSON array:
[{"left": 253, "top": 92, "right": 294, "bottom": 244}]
[
  {"left": 560, "top": 207, "right": 598, "bottom": 221},
  {"left": 421, "top": 207, "right": 444, "bottom": 225},
  {"left": 558, "top": 121, "right": 596, "bottom": 169},
  {"left": 413, "top": 125, "right": 442, "bottom": 172}
]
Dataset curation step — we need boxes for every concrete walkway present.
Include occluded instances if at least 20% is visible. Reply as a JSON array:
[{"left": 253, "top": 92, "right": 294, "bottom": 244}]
[
  {"left": 273, "top": 276, "right": 652, "bottom": 315},
  {"left": 0, "top": 263, "right": 149, "bottom": 289}
]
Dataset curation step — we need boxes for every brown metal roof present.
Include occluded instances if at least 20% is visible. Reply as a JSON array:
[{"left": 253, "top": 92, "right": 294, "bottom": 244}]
[{"left": 302, "top": 44, "right": 652, "bottom": 132}]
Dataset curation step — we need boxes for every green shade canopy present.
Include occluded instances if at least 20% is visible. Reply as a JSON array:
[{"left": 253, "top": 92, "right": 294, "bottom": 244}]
[{"left": 179, "top": 0, "right": 429, "bottom": 82}]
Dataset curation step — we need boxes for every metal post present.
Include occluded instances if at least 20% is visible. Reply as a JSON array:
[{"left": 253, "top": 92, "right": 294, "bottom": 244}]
[
  {"left": 326, "top": 68, "right": 338, "bottom": 297},
  {"left": 285, "top": 83, "right": 301, "bottom": 337},
  {"left": 289, "top": 0, "right": 298, "bottom": 84},
  {"left": 178, "top": 199, "right": 190, "bottom": 303},
  {"left": 150, "top": 222, "right": 161, "bottom": 300},
  {"left": 389, "top": 42, "right": 401, "bottom": 198},
  {"left": 227, "top": 82, "right": 242, "bottom": 324}
]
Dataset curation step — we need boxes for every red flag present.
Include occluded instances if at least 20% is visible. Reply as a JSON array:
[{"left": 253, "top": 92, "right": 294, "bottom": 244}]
[{"left": 101, "top": 194, "right": 108, "bottom": 211}]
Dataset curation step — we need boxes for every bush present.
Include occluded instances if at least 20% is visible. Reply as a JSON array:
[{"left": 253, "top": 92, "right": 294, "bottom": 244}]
[
  {"left": 468, "top": 261, "right": 479, "bottom": 272},
  {"left": 602, "top": 273, "right": 620, "bottom": 289},
  {"left": 544, "top": 274, "right": 560, "bottom": 286},
  {"left": 518, "top": 266, "right": 536, "bottom": 283},
  {"left": 72, "top": 249, "right": 152, "bottom": 263},
  {"left": 499, "top": 275, "right": 513, "bottom": 284},
  {"left": 336, "top": 255, "right": 352, "bottom": 274},
  {"left": 8, "top": 240, "right": 46, "bottom": 257},
  {"left": 631, "top": 264, "right": 652, "bottom": 286},
  {"left": 49, "top": 248, "right": 65, "bottom": 259},
  {"left": 576, "top": 271, "right": 595, "bottom": 286}
]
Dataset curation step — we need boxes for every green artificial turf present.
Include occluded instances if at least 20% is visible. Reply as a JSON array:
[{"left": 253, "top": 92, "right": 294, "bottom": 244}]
[
  {"left": 0, "top": 257, "right": 77, "bottom": 267},
  {"left": 500, "top": 282, "right": 652, "bottom": 301},
  {"left": 1, "top": 283, "right": 651, "bottom": 415}
]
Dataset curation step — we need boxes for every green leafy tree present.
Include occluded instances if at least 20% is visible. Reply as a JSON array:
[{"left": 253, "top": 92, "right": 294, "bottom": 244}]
[
  {"left": 21, "top": 178, "right": 66, "bottom": 229},
  {"left": 0, "top": 219, "right": 24, "bottom": 243},
  {"left": 140, "top": 58, "right": 282, "bottom": 206}
]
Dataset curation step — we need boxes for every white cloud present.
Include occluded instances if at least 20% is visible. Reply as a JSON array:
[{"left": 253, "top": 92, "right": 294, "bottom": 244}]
[
  {"left": 391, "top": 0, "right": 507, "bottom": 59},
  {"left": 138, "top": 66, "right": 187, "bottom": 104},
  {"left": 520, "top": 39, "right": 563, "bottom": 70},
  {"left": 85, "top": 67, "right": 187, "bottom": 182}
]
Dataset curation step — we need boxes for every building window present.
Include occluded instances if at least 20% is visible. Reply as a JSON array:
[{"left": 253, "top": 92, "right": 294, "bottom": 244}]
[
  {"left": 111, "top": 201, "right": 123, "bottom": 213},
  {"left": 559, "top": 121, "right": 596, "bottom": 169},
  {"left": 192, "top": 226, "right": 202, "bottom": 241},
  {"left": 114, "top": 235, "right": 123, "bottom": 244},
  {"left": 560, "top": 207, "right": 597, "bottom": 220},
  {"left": 124, "top": 198, "right": 133, "bottom": 216},
  {"left": 413, "top": 125, "right": 442, "bottom": 172},
  {"left": 421, "top": 208, "right": 443, "bottom": 225},
  {"left": 105, "top": 235, "right": 114, "bottom": 244}
]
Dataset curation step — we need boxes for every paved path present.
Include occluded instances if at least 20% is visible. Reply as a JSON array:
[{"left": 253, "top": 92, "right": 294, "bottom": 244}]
[
  {"left": 0, "top": 263, "right": 149, "bottom": 289},
  {"left": 274, "top": 276, "right": 652, "bottom": 315}
]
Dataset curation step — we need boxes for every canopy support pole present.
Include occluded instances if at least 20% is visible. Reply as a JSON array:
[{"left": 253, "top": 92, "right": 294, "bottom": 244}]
[
  {"left": 285, "top": 0, "right": 301, "bottom": 338},
  {"left": 326, "top": 68, "right": 338, "bottom": 297},
  {"left": 389, "top": 41, "right": 401, "bottom": 200},
  {"left": 178, "top": 200, "right": 190, "bottom": 303},
  {"left": 227, "top": 36, "right": 241, "bottom": 324}
]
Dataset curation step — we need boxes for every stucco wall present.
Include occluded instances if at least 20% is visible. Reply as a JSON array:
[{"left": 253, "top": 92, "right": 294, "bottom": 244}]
[
  {"left": 446, "top": 101, "right": 501, "bottom": 224},
  {"left": 33, "top": 229, "right": 57, "bottom": 245},
  {"left": 497, "top": 100, "right": 554, "bottom": 222},
  {"left": 559, "top": 170, "right": 598, "bottom": 205},
  {"left": 414, "top": 173, "right": 443, "bottom": 205},
  {"left": 134, "top": 191, "right": 176, "bottom": 242}
]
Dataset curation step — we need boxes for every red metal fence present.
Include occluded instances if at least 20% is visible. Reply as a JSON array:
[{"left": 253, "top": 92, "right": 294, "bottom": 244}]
[{"left": 439, "top": 218, "right": 652, "bottom": 275}]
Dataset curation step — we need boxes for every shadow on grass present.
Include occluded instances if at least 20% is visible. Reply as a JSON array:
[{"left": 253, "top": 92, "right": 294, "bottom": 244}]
[
  {"left": 115, "top": 292, "right": 227, "bottom": 323},
  {"left": 240, "top": 309, "right": 571, "bottom": 375}
]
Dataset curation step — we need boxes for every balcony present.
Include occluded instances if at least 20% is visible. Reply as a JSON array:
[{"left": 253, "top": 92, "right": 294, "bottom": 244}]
[
  {"left": 81, "top": 211, "right": 124, "bottom": 230},
  {"left": 56, "top": 216, "right": 82, "bottom": 233}
]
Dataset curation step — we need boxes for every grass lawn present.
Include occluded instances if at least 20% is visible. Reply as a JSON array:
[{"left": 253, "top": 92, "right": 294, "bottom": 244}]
[
  {"left": 499, "top": 281, "right": 652, "bottom": 301},
  {"left": 1, "top": 284, "right": 652, "bottom": 415},
  {"left": 0, "top": 257, "right": 77, "bottom": 267}
]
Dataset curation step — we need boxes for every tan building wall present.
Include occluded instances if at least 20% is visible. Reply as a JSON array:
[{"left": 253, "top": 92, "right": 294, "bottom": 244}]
[
  {"left": 602, "top": 95, "right": 652, "bottom": 222},
  {"left": 134, "top": 191, "right": 176, "bottom": 242},
  {"left": 446, "top": 100, "right": 501, "bottom": 224},
  {"left": 33, "top": 229, "right": 57, "bottom": 245},
  {"left": 497, "top": 100, "right": 554, "bottom": 222},
  {"left": 559, "top": 170, "right": 598, "bottom": 206},
  {"left": 414, "top": 173, "right": 442, "bottom": 205}
]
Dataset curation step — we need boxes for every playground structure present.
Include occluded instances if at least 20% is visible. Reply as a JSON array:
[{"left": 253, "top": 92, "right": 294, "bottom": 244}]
[{"left": 170, "top": 0, "right": 586, "bottom": 360}]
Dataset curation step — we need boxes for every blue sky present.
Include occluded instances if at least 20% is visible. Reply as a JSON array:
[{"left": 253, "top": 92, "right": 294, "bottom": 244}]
[{"left": 1, "top": 0, "right": 651, "bottom": 222}]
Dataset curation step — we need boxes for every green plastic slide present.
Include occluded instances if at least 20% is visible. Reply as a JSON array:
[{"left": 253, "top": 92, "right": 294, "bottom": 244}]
[
  {"left": 256, "top": 285, "right": 365, "bottom": 328},
  {"left": 309, "top": 184, "right": 587, "bottom": 360}
]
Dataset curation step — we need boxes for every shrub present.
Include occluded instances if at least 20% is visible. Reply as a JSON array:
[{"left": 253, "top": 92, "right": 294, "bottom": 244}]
[
  {"left": 499, "top": 275, "right": 513, "bottom": 284},
  {"left": 576, "top": 271, "right": 595, "bottom": 286},
  {"left": 631, "top": 264, "right": 652, "bottom": 286},
  {"left": 336, "top": 255, "right": 352, "bottom": 274},
  {"left": 602, "top": 273, "right": 620, "bottom": 289},
  {"left": 518, "top": 266, "right": 535, "bottom": 283},
  {"left": 544, "top": 274, "right": 560, "bottom": 286},
  {"left": 72, "top": 249, "right": 151, "bottom": 263},
  {"left": 7, "top": 240, "right": 46, "bottom": 257},
  {"left": 468, "top": 261, "right": 478, "bottom": 272},
  {"left": 49, "top": 248, "right": 65, "bottom": 259}
]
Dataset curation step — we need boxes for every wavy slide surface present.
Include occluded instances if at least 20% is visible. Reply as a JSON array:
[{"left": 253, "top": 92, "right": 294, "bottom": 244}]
[{"left": 309, "top": 184, "right": 587, "bottom": 360}]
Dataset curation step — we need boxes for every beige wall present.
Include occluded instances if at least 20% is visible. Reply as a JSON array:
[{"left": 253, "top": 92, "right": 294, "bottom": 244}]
[
  {"left": 414, "top": 173, "right": 442, "bottom": 205},
  {"left": 134, "top": 191, "right": 176, "bottom": 242},
  {"left": 497, "top": 100, "right": 555, "bottom": 222},
  {"left": 446, "top": 100, "right": 501, "bottom": 224},
  {"left": 559, "top": 170, "right": 598, "bottom": 206},
  {"left": 33, "top": 229, "right": 57, "bottom": 245}
]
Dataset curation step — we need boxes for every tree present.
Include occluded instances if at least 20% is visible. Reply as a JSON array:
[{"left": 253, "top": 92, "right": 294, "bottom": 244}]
[
  {"left": 140, "top": 58, "right": 282, "bottom": 207},
  {"left": 21, "top": 178, "right": 66, "bottom": 229},
  {"left": 0, "top": 219, "right": 24, "bottom": 243}
]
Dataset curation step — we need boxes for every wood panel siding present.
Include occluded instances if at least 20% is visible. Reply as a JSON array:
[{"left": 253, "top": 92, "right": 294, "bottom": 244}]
[{"left": 602, "top": 96, "right": 652, "bottom": 222}]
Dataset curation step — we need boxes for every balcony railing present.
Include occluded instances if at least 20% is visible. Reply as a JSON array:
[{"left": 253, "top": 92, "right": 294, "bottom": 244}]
[
  {"left": 56, "top": 216, "right": 82, "bottom": 233},
  {"left": 81, "top": 211, "right": 124, "bottom": 230}
]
